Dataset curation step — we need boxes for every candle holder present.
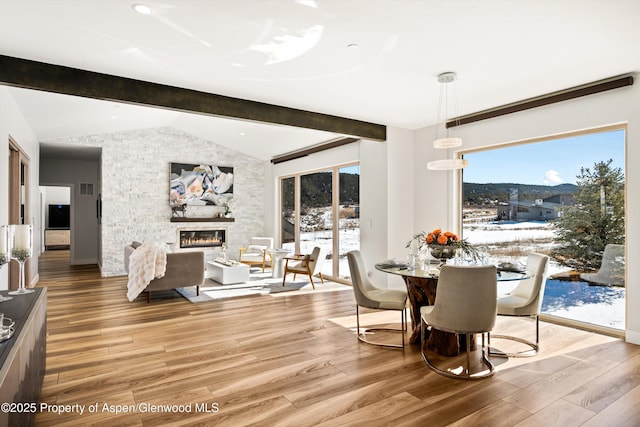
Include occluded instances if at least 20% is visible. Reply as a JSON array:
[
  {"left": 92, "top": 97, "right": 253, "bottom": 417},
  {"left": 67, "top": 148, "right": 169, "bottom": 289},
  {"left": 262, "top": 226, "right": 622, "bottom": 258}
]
[
  {"left": 0, "top": 226, "right": 12, "bottom": 302},
  {"left": 8, "top": 224, "right": 34, "bottom": 296}
]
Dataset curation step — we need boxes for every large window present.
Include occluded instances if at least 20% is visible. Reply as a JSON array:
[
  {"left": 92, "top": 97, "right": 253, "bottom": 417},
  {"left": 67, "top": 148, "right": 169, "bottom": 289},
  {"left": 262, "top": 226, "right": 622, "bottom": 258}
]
[
  {"left": 279, "top": 163, "right": 359, "bottom": 283},
  {"left": 462, "top": 127, "right": 626, "bottom": 334}
]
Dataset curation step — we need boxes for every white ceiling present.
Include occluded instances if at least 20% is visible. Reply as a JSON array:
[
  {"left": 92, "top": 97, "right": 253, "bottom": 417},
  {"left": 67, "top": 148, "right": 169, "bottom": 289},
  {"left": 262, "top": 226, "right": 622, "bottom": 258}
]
[{"left": 1, "top": 0, "right": 639, "bottom": 160}]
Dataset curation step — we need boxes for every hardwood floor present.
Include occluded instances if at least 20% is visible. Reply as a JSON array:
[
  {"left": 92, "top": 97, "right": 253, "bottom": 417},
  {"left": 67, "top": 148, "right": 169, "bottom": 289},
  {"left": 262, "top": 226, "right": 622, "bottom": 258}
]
[{"left": 34, "top": 250, "right": 640, "bottom": 426}]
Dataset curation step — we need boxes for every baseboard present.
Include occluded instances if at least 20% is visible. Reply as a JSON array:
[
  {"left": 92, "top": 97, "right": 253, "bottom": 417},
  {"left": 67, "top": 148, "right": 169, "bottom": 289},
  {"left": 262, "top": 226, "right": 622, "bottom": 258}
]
[
  {"left": 70, "top": 258, "right": 98, "bottom": 265},
  {"left": 30, "top": 273, "right": 40, "bottom": 287},
  {"left": 625, "top": 329, "right": 640, "bottom": 345}
]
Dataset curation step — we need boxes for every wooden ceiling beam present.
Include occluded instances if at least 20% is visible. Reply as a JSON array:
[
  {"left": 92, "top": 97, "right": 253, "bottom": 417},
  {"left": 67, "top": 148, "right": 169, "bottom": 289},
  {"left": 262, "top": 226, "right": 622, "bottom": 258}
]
[
  {"left": 447, "top": 74, "right": 634, "bottom": 128},
  {"left": 0, "top": 55, "right": 386, "bottom": 141},
  {"left": 271, "top": 137, "right": 360, "bottom": 164}
]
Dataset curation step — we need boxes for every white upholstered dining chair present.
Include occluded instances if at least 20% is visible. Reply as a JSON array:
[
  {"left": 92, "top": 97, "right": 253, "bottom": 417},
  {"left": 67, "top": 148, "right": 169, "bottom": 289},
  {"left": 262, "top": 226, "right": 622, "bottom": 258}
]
[
  {"left": 420, "top": 264, "right": 497, "bottom": 379},
  {"left": 489, "top": 252, "right": 549, "bottom": 357},
  {"left": 580, "top": 244, "right": 625, "bottom": 286},
  {"left": 348, "top": 250, "right": 408, "bottom": 349}
]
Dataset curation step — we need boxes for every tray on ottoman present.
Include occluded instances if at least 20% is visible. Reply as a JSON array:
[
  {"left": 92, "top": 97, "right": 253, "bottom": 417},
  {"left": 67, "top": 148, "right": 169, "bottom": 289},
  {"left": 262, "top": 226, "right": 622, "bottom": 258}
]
[{"left": 206, "top": 261, "right": 250, "bottom": 285}]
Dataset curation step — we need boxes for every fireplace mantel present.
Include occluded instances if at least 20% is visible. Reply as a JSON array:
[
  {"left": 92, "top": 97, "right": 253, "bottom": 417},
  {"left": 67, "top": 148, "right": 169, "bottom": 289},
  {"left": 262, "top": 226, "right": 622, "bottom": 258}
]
[{"left": 170, "top": 217, "right": 234, "bottom": 223}]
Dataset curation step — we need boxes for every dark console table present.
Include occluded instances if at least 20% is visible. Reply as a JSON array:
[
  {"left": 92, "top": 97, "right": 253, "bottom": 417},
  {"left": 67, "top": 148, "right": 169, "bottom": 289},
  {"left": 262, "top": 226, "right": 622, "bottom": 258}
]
[{"left": 0, "top": 287, "right": 47, "bottom": 427}]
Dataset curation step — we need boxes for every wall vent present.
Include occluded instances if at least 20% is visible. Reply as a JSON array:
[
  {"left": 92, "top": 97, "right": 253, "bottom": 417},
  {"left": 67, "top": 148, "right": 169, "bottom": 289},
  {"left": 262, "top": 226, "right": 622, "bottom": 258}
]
[{"left": 80, "top": 183, "right": 94, "bottom": 195}]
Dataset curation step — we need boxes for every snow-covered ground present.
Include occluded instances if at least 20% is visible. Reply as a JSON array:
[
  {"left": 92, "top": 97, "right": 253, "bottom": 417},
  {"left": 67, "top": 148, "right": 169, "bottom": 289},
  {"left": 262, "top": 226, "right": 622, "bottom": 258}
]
[
  {"left": 464, "top": 220, "right": 559, "bottom": 271},
  {"left": 465, "top": 220, "right": 556, "bottom": 244}
]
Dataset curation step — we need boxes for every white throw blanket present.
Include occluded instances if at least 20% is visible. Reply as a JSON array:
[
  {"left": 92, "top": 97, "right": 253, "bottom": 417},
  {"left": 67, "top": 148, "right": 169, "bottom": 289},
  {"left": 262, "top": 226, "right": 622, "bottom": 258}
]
[{"left": 127, "top": 242, "right": 169, "bottom": 302}]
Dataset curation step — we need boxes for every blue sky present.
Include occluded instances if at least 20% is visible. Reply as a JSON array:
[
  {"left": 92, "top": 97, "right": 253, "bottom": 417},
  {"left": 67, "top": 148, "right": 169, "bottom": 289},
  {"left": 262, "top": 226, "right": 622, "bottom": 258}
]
[
  {"left": 340, "top": 165, "right": 360, "bottom": 174},
  {"left": 462, "top": 129, "right": 625, "bottom": 185}
]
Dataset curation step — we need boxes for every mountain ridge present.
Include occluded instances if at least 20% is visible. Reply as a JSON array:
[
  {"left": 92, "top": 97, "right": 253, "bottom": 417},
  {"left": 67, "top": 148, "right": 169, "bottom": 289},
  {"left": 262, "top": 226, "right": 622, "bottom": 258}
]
[{"left": 464, "top": 182, "right": 578, "bottom": 205}]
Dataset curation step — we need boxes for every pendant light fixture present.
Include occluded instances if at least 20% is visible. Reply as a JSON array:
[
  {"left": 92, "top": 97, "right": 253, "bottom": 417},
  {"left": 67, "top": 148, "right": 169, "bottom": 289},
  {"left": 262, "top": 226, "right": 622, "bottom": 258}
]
[{"left": 427, "top": 72, "right": 468, "bottom": 170}]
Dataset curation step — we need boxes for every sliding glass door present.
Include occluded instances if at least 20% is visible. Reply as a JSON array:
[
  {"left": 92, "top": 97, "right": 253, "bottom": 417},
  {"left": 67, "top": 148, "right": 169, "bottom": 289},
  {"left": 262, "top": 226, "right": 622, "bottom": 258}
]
[
  {"left": 338, "top": 165, "right": 360, "bottom": 278},
  {"left": 279, "top": 163, "right": 359, "bottom": 283}
]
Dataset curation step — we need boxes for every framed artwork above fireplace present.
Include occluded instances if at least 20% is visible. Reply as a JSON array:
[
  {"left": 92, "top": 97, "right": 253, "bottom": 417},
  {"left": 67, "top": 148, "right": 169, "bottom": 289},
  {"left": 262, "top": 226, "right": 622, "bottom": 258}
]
[{"left": 170, "top": 162, "right": 234, "bottom": 208}]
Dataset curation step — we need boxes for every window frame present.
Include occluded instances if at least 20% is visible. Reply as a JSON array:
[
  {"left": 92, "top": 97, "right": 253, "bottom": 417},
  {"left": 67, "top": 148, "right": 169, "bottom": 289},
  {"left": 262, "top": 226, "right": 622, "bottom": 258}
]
[
  {"left": 456, "top": 123, "right": 627, "bottom": 337},
  {"left": 277, "top": 161, "right": 359, "bottom": 284}
]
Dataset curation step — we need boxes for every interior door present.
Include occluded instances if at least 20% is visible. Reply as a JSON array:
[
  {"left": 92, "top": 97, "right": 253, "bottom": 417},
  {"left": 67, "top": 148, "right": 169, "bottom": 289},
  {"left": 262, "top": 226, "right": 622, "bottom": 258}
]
[{"left": 8, "top": 137, "right": 30, "bottom": 290}]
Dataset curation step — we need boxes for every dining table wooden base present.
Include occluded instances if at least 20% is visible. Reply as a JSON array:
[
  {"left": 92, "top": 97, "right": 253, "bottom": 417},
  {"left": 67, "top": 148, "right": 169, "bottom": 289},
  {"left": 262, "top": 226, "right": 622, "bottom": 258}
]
[{"left": 402, "top": 276, "right": 470, "bottom": 357}]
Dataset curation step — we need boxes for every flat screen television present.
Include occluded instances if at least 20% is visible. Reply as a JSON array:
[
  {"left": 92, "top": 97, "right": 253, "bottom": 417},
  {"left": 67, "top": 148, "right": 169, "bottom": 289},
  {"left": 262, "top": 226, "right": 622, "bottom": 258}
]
[{"left": 48, "top": 204, "right": 70, "bottom": 229}]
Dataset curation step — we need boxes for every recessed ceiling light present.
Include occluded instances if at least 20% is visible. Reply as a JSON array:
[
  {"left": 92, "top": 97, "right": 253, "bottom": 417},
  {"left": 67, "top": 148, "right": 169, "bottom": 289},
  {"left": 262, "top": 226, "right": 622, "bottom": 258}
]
[
  {"left": 239, "top": 132, "right": 246, "bottom": 136},
  {"left": 132, "top": 3, "right": 152, "bottom": 15}
]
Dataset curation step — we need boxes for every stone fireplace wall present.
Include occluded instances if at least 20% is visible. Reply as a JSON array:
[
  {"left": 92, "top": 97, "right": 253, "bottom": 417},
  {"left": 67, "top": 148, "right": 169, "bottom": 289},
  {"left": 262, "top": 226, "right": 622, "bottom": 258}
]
[{"left": 44, "top": 127, "right": 266, "bottom": 276}]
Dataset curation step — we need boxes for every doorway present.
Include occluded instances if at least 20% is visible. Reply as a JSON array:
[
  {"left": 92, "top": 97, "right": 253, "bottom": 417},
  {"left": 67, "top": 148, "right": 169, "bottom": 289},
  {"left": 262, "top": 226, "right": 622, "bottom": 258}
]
[
  {"left": 8, "top": 136, "right": 30, "bottom": 290},
  {"left": 42, "top": 186, "right": 71, "bottom": 251}
]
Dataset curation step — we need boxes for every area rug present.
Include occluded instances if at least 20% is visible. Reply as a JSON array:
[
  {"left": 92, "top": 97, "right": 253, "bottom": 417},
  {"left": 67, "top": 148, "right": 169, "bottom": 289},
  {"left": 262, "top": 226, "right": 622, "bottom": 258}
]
[{"left": 176, "top": 271, "right": 350, "bottom": 303}]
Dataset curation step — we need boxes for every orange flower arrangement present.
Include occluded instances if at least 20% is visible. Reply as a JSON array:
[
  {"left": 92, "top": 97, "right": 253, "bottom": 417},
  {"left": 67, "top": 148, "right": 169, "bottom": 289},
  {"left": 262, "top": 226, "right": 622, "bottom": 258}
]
[
  {"left": 407, "top": 228, "right": 479, "bottom": 262},
  {"left": 426, "top": 229, "right": 459, "bottom": 246}
]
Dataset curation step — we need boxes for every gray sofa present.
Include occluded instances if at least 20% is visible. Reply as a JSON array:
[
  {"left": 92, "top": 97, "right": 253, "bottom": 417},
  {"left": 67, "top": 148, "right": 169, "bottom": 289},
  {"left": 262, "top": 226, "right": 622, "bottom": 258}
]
[{"left": 124, "top": 242, "right": 204, "bottom": 302}]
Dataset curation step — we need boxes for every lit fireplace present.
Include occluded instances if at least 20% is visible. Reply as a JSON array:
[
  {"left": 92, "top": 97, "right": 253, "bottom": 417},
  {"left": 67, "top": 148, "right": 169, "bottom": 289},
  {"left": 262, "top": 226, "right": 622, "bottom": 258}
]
[{"left": 178, "top": 229, "right": 225, "bottom": 249}]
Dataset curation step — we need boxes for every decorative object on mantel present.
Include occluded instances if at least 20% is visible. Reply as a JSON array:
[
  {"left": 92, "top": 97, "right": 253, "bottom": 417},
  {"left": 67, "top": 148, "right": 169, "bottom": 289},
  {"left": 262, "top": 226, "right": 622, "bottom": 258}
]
[
  {"left": 222, "top": 200, "right": 233, "bottom": 218},
  {"left": 8, "top": 224, "right": 35, "bottom": 295},
  {"left": 171, "top": 203, "right": 187, "bottom": 217},
  {"left": 427, "top": 72, "right": 468, "bottom": 171},
  {"left": 406, "top": 228, "right": 479, "bottom": 266}
]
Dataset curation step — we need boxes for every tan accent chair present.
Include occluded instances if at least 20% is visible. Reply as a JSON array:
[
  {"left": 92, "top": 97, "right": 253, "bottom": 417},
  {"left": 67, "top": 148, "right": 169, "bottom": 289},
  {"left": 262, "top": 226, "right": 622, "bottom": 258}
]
[
  {"left": 238, "top": 237, "right": 274, "bottom": 272},
  {"left": 348, "top": 250, "right": 407, "bottom": 348},
  {"left": 281, "top": 246, "right": 327, "bottom": 289},
  {"left": 489, "top": 252, "right": 549, "bottom": 357},
  {"left": 421, "top": 264, "right": 497, "bottom": 379}
]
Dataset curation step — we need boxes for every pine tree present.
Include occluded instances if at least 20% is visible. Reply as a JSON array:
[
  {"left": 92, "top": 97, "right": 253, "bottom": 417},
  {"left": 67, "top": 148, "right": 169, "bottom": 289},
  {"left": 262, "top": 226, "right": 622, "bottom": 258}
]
[{"left": 551, "top": 159, "right": 625, "bottom": 271}]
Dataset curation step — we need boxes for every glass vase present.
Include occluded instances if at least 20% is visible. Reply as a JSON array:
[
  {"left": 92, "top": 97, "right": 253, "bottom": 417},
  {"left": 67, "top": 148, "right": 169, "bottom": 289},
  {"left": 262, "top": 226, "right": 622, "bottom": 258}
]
[
  {"left": 429, "top": 244, "right": 457, "bottom": 265},
  {"left": 8, "top": 224, "right": 34, "bottom": 296}
]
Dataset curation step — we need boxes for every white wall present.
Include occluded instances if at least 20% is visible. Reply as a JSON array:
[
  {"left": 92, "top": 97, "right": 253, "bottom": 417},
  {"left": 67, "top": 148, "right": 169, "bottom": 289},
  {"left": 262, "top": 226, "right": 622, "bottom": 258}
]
[
  {"left": 415, "top": 78, "right": 640, "bottom": 344},
  {"left": 381, "top": 127, "right": 416, "bottom": 290},
  {"left": 0, "top": 87, "right": 41, "bottom": 290},
  {"left": 359, "top": 139, "right": 391, "bottom": 287}
]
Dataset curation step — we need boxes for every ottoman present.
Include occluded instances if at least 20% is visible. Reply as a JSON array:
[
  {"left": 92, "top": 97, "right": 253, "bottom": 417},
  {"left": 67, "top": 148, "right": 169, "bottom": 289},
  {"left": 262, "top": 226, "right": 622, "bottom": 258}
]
[{"left": 206, "top": 261, "right": 250, "bottom": 285}]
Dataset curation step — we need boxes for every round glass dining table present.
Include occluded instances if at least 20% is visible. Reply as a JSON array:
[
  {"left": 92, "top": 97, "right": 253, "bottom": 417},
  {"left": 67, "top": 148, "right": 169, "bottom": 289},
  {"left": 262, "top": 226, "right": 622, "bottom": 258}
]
[{"left": 375, "top": 262, "right": 529, "bottom": 356}]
